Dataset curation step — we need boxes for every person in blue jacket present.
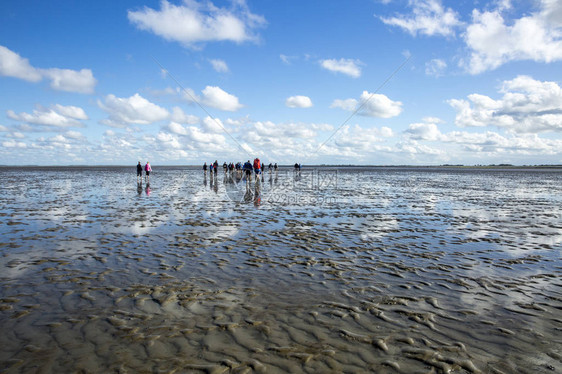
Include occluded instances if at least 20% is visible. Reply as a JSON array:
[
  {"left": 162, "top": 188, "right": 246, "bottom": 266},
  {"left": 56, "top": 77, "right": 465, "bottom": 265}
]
[{"left": 243, "top": 160, "right": 253, "bottom": 180}]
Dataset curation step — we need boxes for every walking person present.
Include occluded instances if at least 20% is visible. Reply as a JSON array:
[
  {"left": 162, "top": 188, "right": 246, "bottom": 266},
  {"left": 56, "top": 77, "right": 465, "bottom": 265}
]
[
  {"left": 253, "top": 158, "right": 261, "bottom": 178},
  {"left": 203, "top": 162, "right": 207, "bottom": 174},
  {"left": 136, "top": 161, "right": 143, "bottom": 183},
  {"left": 145, "top": 161, "right": 152, "bottom": 182},
  {"left": 243, "top": 160, "right": 253, "bottom": 181}
]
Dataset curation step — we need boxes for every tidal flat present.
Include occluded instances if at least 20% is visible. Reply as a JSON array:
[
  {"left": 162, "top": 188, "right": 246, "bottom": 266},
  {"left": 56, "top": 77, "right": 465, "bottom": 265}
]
[{"left": 0, "top": 166, "right": 561, "bottom": 373}]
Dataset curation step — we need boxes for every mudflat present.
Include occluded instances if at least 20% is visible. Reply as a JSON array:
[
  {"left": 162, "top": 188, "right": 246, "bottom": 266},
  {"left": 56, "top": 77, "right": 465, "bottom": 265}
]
[{"left": 1, "top": 166, "right": 561, "bottom": 373}]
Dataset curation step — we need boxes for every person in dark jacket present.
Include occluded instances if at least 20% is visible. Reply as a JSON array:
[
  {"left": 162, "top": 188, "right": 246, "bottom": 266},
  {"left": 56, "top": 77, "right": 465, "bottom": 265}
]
[
  {"left": 243, "top": 160, "right": 253, "bottom": 180},
  {"left": 136, "top": 161, "right": 143, "bottom": 183}
]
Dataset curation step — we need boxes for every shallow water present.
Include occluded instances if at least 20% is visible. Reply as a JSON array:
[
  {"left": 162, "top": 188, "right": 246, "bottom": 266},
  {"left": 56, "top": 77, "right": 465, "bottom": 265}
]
[{"left": 1, "top": 166, "right": 561, "bottom": 373}]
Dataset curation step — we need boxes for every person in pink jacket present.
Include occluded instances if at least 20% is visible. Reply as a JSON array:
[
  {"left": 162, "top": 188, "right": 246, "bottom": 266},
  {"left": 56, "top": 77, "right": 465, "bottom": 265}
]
[{"left": 144, "top": 161, "right": 152, "bottom": 182}]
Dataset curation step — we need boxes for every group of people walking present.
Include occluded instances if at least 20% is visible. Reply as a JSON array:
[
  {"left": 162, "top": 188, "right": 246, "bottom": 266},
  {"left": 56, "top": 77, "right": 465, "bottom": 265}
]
[
  {"left": 135, "top": 160, "right": 300, "bottom": 184},
  {"left": 203, "top": 159, "right": 279, "bottom": 180}
]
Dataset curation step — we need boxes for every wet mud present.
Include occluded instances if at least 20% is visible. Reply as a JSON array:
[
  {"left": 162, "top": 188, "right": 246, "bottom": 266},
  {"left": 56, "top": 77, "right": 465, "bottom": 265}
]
[{"left": 0, "top": 166, "right": 561, "bottom": 373}]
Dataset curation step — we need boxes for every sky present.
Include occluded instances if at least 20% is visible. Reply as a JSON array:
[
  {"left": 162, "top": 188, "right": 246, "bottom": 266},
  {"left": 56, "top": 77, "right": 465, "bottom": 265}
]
[{"left": 1, "top": 0, "right": 562, "bottom": 166}]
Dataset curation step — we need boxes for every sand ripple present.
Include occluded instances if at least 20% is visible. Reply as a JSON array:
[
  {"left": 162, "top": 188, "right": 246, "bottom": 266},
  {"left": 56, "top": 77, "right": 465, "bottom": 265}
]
[{"left": 1, "top": 167, "right": 561, "bottom": 373}]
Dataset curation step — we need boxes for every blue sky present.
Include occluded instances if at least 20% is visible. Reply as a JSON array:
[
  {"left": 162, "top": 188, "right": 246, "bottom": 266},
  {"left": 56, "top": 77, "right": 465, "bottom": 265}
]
[{"left": 1, "top": 0, "right": 561, "bottom": 165}]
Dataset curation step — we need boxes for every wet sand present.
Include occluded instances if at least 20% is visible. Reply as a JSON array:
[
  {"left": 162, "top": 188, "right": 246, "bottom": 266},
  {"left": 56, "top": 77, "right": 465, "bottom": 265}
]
[{"left": 1, "top": 166, "right": 561, "bottom": 373}]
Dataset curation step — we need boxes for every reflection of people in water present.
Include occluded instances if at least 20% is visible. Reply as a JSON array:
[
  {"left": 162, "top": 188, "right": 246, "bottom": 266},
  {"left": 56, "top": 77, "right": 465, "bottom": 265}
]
[
  {"left": 136, "top": 161, "right": 143, "bottom": 182},
  {"left": 203, "top": 172, "right": 207, "bottom": 187},
  {"left": 137, "top": 181, "right": 143, "bottom": 195},
  {"left": 243, "top": 181, "right": 253, "bottom": 203},
  {"left": 145, "top": 183, "right": 151, "bottom": 196},
  {"left": 212, "top": 174, "right": 218, "bottom": 194},
  {"left": 235, "top": 168, "right": 243, "bottom": 184},
  {"left": 254, "top": 178, "right": 261, "bottom": 207}
]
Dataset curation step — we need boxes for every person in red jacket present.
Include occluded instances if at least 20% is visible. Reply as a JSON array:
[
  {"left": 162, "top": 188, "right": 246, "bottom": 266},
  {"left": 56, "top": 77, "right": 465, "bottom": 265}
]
[{"left": 253, "top": 158, "right": 261, "bottom": 177}]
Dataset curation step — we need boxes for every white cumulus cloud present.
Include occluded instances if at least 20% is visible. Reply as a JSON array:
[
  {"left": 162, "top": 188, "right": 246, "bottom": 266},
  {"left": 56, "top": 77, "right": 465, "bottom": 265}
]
[
  {"left": 99, "top": 93, "right": 170, "bottom": 127},
  {"left": 379, "top": 0, "right": 462, "bottom": 37},
  {"left": 448, "top": 75, "right": 562, "bottom": 133},
  {"left": 379, "top": 1, "right": 562, "bottom": 73},
  {"left": 320, "top": 58, "right": 362, "bottom": 78},
  {"left": 127, "top": 0, "right": 266, "bottom": 47},
  {"left": 0, "top": 45, "right": 42, "bottom": 82},
  {"left": 41, "top": 68, "right": 96, "bottom": 94},
  {"left": 51, "top": 104, "right": 88, "bottom": 120},
  {"left": 463, "top": 2, "right": 562, "bottom": 74},
  {"left": 0, "top": 45, "right": 96, "bottom": 93},
  {"left": 167, "top": 121, "right": 189, "bottom": 136},
  {"left": 405, "top": 122, "right": 443, "bottom": 141},
  {"left": 331, "top": 91, "right": 403, "bottom": 118},
  {"left": 201, "top": 86, "right": 243, "bottom": 111},
  {"left": 286, "top": 95, "right": 313, "bottom": 108},
  {"left": 7, "top": 104, "right": 88, "bottom": 128}
]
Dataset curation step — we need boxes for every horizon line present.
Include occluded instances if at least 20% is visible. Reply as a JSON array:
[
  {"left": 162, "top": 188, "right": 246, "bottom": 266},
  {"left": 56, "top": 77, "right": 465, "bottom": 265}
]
[{"left": 1, "top": 164, "right": 562, "bottom": 168}]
